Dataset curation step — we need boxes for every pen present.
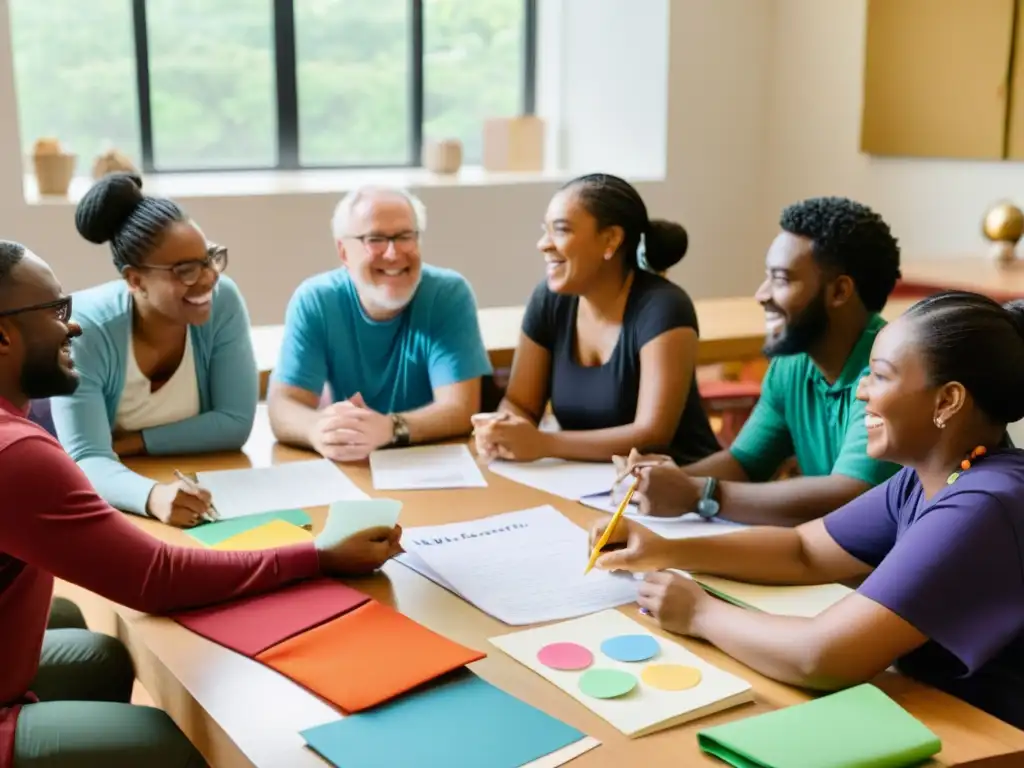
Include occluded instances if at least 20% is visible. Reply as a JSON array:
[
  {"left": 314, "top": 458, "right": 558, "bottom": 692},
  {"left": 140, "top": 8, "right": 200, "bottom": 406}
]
[
  {"left": 173, "top": 469, "right": 219, "bottom": 521},
  {"left": 584, "top": 477, "right": 638, "bottom": 575}
]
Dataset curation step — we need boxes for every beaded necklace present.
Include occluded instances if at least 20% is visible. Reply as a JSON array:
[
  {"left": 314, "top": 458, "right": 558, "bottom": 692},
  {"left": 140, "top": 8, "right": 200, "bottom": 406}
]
[{"left": 946, "top": 445, "right": 988, "bottom": 485}]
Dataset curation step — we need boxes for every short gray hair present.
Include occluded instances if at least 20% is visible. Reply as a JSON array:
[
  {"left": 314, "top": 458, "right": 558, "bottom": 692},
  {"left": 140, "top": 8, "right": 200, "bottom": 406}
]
[{"left": 330, "top": 185, "right": 428, "bottom": 242}]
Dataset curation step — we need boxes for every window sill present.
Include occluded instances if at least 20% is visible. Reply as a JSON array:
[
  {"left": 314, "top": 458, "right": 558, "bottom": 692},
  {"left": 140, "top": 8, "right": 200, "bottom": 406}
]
[{"left": 21, "top": 165, "right": 601, "bottom": 205}]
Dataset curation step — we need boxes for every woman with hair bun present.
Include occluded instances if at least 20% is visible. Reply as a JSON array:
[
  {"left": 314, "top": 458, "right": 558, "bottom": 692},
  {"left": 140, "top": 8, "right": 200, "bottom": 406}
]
[
  {"left": 50, "top": 173, "right": 257, "bottom": 527},
  {"left": 474, "top": 172, "right": 719, "bottom": 464},
  {"left": 590, "top": 290, "right": 1024, "bottom": 729}
]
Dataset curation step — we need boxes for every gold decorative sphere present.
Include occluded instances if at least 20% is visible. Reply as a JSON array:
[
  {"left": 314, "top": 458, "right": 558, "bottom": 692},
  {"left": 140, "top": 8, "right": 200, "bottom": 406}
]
[{"left": 983, "top": 202, "right": 1024, "bottom": 243}]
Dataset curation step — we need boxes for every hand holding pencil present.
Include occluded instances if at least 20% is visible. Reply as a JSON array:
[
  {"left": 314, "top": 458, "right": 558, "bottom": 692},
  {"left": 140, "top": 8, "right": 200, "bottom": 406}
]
[{"left": 585, "top": 496, "right": 676, "bottom": 573}]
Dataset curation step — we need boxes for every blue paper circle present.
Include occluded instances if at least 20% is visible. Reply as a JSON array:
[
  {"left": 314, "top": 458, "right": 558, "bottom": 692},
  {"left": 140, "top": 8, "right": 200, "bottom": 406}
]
[{"left": 600, "top": 634, "right": 660, "bottom": 663}]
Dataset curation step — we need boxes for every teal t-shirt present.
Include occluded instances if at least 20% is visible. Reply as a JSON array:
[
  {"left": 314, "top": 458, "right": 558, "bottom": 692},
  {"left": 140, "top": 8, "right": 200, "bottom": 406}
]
[
  {"left": 272, "top": 265, "right": 492, "bottom": 413},
  {"left": 729, "top": 314, "right": 899, "bottom": 486}
]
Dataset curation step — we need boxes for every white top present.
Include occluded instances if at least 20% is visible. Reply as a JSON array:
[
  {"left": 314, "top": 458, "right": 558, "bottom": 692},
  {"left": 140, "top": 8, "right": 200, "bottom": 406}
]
[{"left": 114, "top": 328, "right": 200, "bottom": 432}]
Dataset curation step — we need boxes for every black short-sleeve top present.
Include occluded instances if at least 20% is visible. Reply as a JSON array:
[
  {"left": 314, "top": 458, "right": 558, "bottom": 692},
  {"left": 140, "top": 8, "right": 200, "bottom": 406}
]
[{"left": 520, "top": 270, "right": 720, "bottom": 464}]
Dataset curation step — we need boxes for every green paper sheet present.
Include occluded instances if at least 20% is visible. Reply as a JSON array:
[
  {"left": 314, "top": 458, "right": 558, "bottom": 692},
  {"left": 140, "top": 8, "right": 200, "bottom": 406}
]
[
  {"left": 697, "top": 684, "right": 941, "bottom": 768},
  {"left": 184, "top": 509, "right": 311, "bottom": 547}
]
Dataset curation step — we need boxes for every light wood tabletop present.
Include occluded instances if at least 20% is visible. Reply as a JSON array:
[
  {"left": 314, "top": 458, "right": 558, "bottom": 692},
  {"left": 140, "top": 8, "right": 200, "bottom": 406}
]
[
  {"left": 98, "top": 406, "right": 1024, "bottom": 768},
  {"left": 251, "top": 296, "right": 920, "bottom": 397},
  {"left": 897, "top": 257, "right": 1024, "bottom": 301}
]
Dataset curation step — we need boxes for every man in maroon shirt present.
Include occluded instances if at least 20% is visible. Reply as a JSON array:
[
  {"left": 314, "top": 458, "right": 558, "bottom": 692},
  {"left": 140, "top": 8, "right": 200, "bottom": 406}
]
[{"left": 0, "top": 240, "right": 403, "bottom": 767}]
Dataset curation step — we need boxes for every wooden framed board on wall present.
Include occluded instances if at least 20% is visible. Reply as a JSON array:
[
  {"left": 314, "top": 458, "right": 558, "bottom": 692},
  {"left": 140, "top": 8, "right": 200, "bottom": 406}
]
[{"left": 860, "top": 0, "right": 1016, "bottom": 159}]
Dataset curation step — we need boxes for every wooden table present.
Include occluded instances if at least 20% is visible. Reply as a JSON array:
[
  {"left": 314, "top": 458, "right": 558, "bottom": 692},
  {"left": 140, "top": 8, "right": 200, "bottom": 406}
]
[
  {"left": 896, "top": 257, "right": 1024, "bottom": 301},
  {"left": 101, "top": 407, "right": 1024, "bottom": 768},
  {"left": 251, "top": 296, "right": 920, "bottom": 398}
]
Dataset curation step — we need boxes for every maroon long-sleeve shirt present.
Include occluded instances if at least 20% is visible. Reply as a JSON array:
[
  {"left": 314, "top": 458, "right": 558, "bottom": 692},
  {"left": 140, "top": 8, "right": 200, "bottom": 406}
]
[{"left": 0, "top": 399, "right": 322, "bottom": 767}]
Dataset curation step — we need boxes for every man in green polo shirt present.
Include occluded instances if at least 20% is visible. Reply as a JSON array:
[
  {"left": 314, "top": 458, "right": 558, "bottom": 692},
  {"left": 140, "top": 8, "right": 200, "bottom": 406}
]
[{"left": 621, "top": 197, "right": 902, "bottom": 526}]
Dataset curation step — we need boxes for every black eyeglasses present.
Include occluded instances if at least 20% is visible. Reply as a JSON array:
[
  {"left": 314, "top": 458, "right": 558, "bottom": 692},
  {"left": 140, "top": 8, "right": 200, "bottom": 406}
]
[
  {"left": 346, "top": 231, "right": 420, "bottom": 256},
  {"left": 134, "top": 244, "right": 228, "bottom": 287},
  {"left": 0, "top": 295, "right": 72, "bottom": 323}
]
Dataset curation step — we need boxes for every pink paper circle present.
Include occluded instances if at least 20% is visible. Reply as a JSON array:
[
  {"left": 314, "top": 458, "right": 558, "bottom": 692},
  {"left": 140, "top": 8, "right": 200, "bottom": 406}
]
[{"left": 537, "top": 642, "right": 594, "bottom": 671}]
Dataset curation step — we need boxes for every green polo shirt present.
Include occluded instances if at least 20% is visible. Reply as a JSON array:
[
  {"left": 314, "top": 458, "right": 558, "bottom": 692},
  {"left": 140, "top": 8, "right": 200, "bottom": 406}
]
[{"left": 729, "top": 314, "right": 899, "bottom": 485}]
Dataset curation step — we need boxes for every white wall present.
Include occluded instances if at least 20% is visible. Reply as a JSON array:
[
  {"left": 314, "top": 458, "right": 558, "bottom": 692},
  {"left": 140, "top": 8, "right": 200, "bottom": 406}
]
[
  {"left": 765, "top": 0, "right": 1024, "bottom": 258},
  {"left": 0, "top": 0, "right": 777, "bottom": 325}
]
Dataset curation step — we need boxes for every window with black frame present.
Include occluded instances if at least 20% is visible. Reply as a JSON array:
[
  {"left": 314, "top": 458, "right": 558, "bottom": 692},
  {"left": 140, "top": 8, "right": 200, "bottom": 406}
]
[{"left": 9, "top": 0, "right": 536, "bottom": 174}]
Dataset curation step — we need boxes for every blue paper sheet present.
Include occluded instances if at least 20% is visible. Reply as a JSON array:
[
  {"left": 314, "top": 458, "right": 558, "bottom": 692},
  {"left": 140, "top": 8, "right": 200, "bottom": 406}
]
[{"left": 301, "top": 672, "right": 585, "bottom": 768}]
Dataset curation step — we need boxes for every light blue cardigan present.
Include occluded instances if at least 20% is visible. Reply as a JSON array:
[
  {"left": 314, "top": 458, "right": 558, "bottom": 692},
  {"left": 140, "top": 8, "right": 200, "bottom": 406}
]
[{"left": 51, "top": 275, "right": 258, "bottom": 515}]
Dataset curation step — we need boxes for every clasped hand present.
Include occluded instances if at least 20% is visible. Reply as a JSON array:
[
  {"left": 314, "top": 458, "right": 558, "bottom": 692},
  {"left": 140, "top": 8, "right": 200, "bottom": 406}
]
[
  {"left": 310, "top": 392, "right": 394, "bottom": 462},
  {"left": 612, "top": 447, "right": 703, "bottom": 517},
  {"left": 471, "top": 412, "right": 549, "bottom": 462},
  {"left": 587, "top": 515, "right": 710, "bottom": 638}
]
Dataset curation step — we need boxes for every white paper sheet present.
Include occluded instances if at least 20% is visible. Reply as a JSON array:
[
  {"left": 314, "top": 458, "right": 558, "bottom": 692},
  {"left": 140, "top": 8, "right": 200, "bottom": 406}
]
[
  {"left": 369, "top": 444, "right": 487, "bottom": 490},
  {"left": 526, "top": 736, "right": 601, "bottom": 767},
  {"left": 397, "top": 506, "right": 639, "bottom": 625},
  {"left": 195, "top": 459, "right": 368, "bottom": 519},
  {"left": 490, "top": 609, "right": 754, "bottom": 738},
  {"left": 579, "top": 492, "right": 745, "bottom": 540},
  {"left": 487, "top": 459, "right": 616, "bottom": 500}
]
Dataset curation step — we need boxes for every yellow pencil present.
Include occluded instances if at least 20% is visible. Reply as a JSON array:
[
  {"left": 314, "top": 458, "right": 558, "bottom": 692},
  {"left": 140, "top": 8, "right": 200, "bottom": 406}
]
[{"left": 584, "top": 477, "right": 639, "bottom": 574}]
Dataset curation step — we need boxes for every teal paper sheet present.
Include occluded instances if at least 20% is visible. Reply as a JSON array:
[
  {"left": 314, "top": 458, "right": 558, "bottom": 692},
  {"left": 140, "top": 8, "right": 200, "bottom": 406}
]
[{"left": 301, "top": 672, "right": 585, "bottom": 768}]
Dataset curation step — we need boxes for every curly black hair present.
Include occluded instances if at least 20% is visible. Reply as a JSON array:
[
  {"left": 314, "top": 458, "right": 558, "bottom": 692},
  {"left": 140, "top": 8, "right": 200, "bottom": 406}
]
[
  {"left": 780, "top": 196, "right": 901, "bottom": 313},
  {"left": 0, "top": 240, "right": 25, "bottom": 284}
]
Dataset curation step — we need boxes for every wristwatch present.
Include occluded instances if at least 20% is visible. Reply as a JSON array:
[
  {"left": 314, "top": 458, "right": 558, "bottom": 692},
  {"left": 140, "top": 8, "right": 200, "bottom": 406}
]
[
  {"left": 695, "top": 477, "right": 720, "bottom": 520},
  {"left": 389, "top": 413, "right": 411, "bottom": 447}
]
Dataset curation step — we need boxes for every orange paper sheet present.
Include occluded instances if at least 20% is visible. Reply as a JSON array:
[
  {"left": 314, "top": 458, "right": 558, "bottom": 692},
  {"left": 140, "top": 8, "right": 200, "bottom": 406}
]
[
  {"left": 256, "top": 599, "right": 485, "bottom": 712},
  {"left": 212, "top": 519, "right": 313, "bottom": 551}
]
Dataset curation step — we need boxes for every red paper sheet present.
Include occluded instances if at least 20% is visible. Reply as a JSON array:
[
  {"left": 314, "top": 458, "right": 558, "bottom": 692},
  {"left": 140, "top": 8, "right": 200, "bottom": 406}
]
[
  {"left": 173, "top": 578, "right": 370, "bottom": 656},
  {"left": 256, "top": 599, "right": 486, "bottom": 712}
]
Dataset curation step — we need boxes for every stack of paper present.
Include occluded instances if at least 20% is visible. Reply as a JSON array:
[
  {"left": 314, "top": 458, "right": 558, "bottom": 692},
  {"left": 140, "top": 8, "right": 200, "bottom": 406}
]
[
  {"left": 697, "top": 684, "right": 941, "bottom": 767},
  {"left": 491, "top": 609, "right": 755, "bottom": 738},
  {"left": 301, "top": 672, "right": 599, "bottom": 768},
  {"left": 369, "top": 444, "right": 487, "bottom": 490},
  {"left": 211, "top": 519, "right": 313, "bottom": 550},
  {"left": 185, "top": 508, "right": 312, "bottom": 547},
  {"left": 195, "top": 459, "right": 367, "bottom": 519},
  {"left": 397, "top": 505, "right": 639, "bottom": 625}
]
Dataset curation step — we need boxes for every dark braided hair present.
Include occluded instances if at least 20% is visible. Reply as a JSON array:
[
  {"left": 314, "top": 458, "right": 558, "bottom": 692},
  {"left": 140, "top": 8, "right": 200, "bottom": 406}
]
[
  {"left": 75, "top": 172, "right": 187, "bottom": 271},
  {"left": 780, "top": 196, "right": 901, "bottom": 313},
  {"left": 561, "top": 173, "right": 688, "bottom": 272},
  {"left": 0, "top": 240, "right": 25, "bottom": 284},
  {"left": 904, "top": 291, "right": 1024, "bottom": 425}
]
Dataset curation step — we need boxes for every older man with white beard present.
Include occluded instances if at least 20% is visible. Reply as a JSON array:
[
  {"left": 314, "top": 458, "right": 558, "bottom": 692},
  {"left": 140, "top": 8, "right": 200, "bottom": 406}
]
[{"left": 268, "top": 186, "right": 491, "bottom": 462}]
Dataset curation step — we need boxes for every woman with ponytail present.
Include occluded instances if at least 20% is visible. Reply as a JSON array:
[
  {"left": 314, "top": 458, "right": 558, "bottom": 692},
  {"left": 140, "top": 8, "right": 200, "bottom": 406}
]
[
  {"left": 590, "top": 291, "right": 1024, "bottom": 729},
  {"left": 474, "top": 173, "right": 719, "bottom": 464},
  {"left": 50, "top": 173, "right": 258, "bottom": 527}
]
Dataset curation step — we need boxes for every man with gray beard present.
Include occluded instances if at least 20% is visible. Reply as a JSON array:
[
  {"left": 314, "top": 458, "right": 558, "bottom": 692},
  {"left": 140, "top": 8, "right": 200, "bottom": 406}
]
[{"left": 269, "top": 186, "right": 491, "bottom": 462}]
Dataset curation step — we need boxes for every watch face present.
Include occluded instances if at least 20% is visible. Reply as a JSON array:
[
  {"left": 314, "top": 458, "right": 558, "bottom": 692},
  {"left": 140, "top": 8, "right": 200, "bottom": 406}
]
[{"left": 697, "top": 499, "right": 719, "bottom": 519}]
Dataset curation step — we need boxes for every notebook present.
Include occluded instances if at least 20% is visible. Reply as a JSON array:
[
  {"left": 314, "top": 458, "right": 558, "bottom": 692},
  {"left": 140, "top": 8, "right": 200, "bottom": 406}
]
[
  {"left": 172, "top": 578, "right": 370, "bottom": 656},
  {"left": 300, "top": 672, "right": 598, "bottom": 768},
  {"left": 697, "top": 683, "right": 941, "bottom": 768},
  {"left": 256, "top": 599, "right": 486, "bottom": 712},
  {"left": 490, "top": 609, "right": 754, "bottom": 738}
]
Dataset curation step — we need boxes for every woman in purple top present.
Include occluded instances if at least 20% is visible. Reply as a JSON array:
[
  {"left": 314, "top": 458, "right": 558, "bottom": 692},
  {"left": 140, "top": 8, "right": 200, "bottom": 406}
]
[{"left": 592, "top": 290, "right": 1024, "bottom": 729}]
